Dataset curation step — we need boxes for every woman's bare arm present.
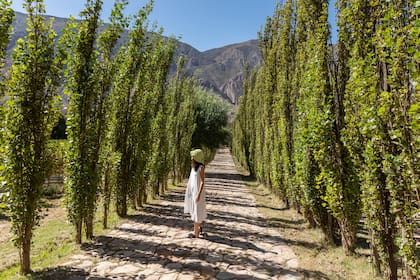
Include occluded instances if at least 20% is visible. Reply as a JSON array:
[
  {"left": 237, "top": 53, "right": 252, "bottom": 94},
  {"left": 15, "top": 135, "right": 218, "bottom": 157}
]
[{"left": 196, "top": 166, "right": 205, "bottom": 202}]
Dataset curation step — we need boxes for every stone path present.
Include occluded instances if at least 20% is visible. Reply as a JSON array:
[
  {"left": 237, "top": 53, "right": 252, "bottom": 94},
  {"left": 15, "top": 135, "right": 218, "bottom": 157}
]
[{"left": 43, "top": 149, "right": 302, "bottom": 280}]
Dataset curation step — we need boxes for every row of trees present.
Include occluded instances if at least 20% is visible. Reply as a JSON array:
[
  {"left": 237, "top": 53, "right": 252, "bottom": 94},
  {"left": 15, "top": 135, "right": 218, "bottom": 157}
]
[
  {"left": 0, "top": 0, "right": 229, "bottom": 274},
  {"left": 232, "top": 1, "right": 418, "bottom": 279}
]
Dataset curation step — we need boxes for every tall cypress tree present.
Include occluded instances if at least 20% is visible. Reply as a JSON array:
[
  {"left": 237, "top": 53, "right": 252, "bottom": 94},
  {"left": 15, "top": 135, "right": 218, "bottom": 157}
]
[
  {"left": 3, "top": 0, "right": 61, "bottom": 273},
  {"left": 95, "top": 0, "right": 129, "bottom": 230},
  {"left": 274, "top": 0, "right": 297, "bottom": 208},
  {"left": 168, "top": 57, "right": 196, "bottom": 183},
  {"left": 111, "top": 2, "right": 151, "bottom": 216},
  {"left": 147, "top": 37, "right": 177, "bottom": 196},
  {"left": 64, "top": 0, "right": 103, "bottom": 243},
  {"left": 0, "top": 0, "right": 13, "bottom": 92},
  {"left": 323, "top": 0, "right": 361, "bottom": 255},
  {"left": 0, "top": 0, "right": 14, "bottom": 208},
  {"left": 341, "top": 0, "right": 418, "bottom": 278}
]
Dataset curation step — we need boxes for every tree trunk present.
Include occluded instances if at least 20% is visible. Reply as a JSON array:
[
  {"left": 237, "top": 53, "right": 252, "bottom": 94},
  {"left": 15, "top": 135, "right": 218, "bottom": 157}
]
[
  {"left": 339, "top": 219, "right": 356, "bottom": 255},
  {"left": 160, "top": 179, "right": 165, "bottom": 195},
  {"left": 156, "top": 178, "right": 160, "bottom": 196},
  {"left": 327, "top": 214, "right": 336, "bottom": 245},
  {"left": 321, "top": 213, "right": 337, "bottom": 245},
  {"left": 75, "top": 218, "right": 82, "bottom": 244},
  {"left": 131, "top": 195, "right": 137, "bottom": 211},
  {"left": 163, "top": 176, "right": 168, "bottom": 191},
  {"left": 381, "top": 180, "right": 398, "bottom": 280},
  {"left": 103, "top": 165, "right": 111, "bottom": 229},
  {"left": 85, "top": 214, "right": 94, "bottom": 240},
  {"left": 117, "top": 195, "right": 127, "bottom": 217},
  {"left": 103, "top": 201, "right": 108, "bottom": 229},
  {"left": 117, "top": 182, "right": 127, "bottom": 217},
  {"left": 383, "top": 228, "right": 398, "bottom": 280},
  {"left": 142, "top": 191, "right": 147, "bottom": 206},
  {"left": 20, "top": 224, "right": 32, "bottom": 274},
  {"left": 369, "top": 229, "right": 382, "bottom": 276},
  {"left": 136, "top": 189, "right": 143, "bottom": 208},
  {"left": 305, "top": 209, "right": 317, "bottom": 229}
]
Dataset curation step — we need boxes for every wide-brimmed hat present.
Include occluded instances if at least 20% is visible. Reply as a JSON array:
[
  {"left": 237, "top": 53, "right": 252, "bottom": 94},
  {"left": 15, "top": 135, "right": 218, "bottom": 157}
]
[{"left": 190, "top": 149, "right": 204, "bottom": 164}]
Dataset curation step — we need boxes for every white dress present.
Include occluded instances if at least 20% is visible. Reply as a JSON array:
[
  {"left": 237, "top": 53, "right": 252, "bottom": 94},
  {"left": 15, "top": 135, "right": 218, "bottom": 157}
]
[{"left": 184, "top": 166, "right": 207, "bottom": 223}]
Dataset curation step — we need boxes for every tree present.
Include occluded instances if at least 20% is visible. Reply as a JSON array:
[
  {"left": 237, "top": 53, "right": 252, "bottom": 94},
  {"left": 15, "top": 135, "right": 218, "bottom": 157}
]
[
  {"left": 168, "top": 57, "right": 196, "bottom": 183},
  {"left": 323, "top": 0, "right": 361, "bottom": 254},
  {"left": 0, "top": 0, "right": 14, "bottom": 214},
  {"left": 233, "top": 0, "right": 418, "bottom": 277},
  {"left": 192, "top": 87, "right": 230, "bottom": 151},
  {"left": 64, "top": 0, "right": 103, "bottom": 243},
  {"left": 111, "top": 0, "right": 177, "bottom": 215},
  {"left": 3, "top": 0, "right": 61, "bottom": 273},
  {"left": 146, "top": 37, "right": 176, "bottom": 197},
  {"left": 95, "top": 0, "right": 129, "bottom": 229},
  {"left": 341, "top": 0, "right": 419, "bottom": 277},
  {"left": 0, "top": 0, "right": 14, "bottom": 91}
]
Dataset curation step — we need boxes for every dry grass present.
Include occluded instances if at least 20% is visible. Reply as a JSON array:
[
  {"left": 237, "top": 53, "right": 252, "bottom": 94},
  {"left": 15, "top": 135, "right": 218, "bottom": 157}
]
[
  {"left": 0, "top": 197, "right": 126, "bottom": 279},
  {"left": 243, "top": 179, "right": 381, "bottom": 280}
]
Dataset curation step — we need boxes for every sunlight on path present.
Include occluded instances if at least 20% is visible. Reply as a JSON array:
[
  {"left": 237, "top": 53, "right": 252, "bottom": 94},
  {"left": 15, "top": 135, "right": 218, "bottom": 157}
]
[{"left": 43, "top": 149, "right": 302, "bottom": 280}]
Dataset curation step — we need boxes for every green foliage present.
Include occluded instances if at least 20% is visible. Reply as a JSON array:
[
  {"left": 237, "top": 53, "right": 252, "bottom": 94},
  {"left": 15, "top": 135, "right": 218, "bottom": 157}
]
[
  {"left": 233, "top": 0, "right": 418, "bottom": 277},
  {"left": 2, "top": 0, "right": 61, "bottom": 273},
  {"left": 341, "top": 1, "right": 419, "bottom": 278},
  {"left": 63, "top": 0, "right": 104, "bottom": 243},
  {"left": 233, "top": 0, "right": 419, "bottom": 279},
  {"left": 0, "top": 0, "right": 14, "bottom": 90},
  {"left": 146, "top": 37, "right": 177, "bottom": 197},
  {"left": 110, "top": 0, "right": 181, "bottom": 215},
  {"left": 168, "top": 56, "right": 197, "bottom": 183},
  {"left": 0, "top": 0, "right": 14, "bottom": 215},
  {"left": 192, "top": 87, "right": 231, "bottom": 151}
]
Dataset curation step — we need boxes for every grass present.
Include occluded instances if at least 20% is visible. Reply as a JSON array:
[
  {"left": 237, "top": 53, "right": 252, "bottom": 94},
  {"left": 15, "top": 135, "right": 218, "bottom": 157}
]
[
  {"left": 0, "top": 179, "right": 178, "bottom": 280},
  {"left": 0, "top": 217, "right": 75, "bottom": 279},
  {"left": 0, "top": 198, "right": 126, "bottom": 280},
  {"left": 244, "top": 180, "right": 382, "bottom": 280}
]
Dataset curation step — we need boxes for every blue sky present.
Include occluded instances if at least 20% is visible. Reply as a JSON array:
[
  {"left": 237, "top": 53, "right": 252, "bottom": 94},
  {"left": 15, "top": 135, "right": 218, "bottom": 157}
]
[{"left": 11, "top": 0, "right": 338, "bottom": 52}]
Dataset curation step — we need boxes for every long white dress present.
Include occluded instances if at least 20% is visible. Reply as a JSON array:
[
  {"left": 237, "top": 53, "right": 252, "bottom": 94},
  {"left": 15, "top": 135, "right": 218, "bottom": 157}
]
[{"left": 184, "top": 166, "right": 207, "bottom": 223}]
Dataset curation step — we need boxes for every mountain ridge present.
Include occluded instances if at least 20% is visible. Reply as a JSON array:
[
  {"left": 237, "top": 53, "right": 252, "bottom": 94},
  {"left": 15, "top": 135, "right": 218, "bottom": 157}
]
[{"left": 7, "top": 11, "right": 263, "bottom": 103}]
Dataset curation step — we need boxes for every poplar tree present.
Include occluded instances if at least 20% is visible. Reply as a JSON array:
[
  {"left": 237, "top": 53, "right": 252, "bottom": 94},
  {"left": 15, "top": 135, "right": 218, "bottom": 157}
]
[
  {"left": 168, "top": 57, "right": 196, "bottom": 183},
  {"left": 273, "top": 0, "right": 296, "bottom": 208},
  {"left": 0, "top": 0, "right": 13, "bottom": 90},
  {"left": 323, "top": 0, "right": 361, "bottom": 255},
  {"left": 232, "top": 64, "right": 250, "bottom": 172},
  {"left": 111, "top": 0, "right": 161, "bottom": 216},
  {"left": 146, "top": 37, "right": 176, "bottom": 197},
  {"left": 95, "top": 0, "right": 129, "bottom": 229},
  {"left": 129, "top": 31, "right": 175, "bottom": 207},
  {"left": 341, "top": 0, "right": 418, "bottom": 277},
  {"left": 233, "top": 0, "right": 418, "bottom": 277},
  {"left": 293, "top": 0, "right": 339, "bottom": 243},
  {"left": 3, "top": 0, "right": 61, "bottom": 273},
  {"left": 0, "top": 0, "right": 14, "bottom": 211},
  {"left": 64, "top": 0, "right": 103, "bottom": 243}
]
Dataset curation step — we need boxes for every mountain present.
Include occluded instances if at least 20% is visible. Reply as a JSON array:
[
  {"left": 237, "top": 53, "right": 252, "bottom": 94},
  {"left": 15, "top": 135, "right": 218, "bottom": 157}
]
[{"left": 7, "top": 12, "right": 263, "bottom": 103}]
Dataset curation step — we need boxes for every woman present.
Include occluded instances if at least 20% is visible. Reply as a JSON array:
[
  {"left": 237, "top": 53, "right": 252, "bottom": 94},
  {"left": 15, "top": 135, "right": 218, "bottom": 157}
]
[{"left": 184, "top": 149, "right": 207, "bottom": 238}]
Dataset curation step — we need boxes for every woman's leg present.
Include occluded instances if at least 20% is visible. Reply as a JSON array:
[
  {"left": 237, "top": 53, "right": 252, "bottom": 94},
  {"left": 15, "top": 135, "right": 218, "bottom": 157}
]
[{"left": 194, "top": 222, "right": 201, "bottom": 237}]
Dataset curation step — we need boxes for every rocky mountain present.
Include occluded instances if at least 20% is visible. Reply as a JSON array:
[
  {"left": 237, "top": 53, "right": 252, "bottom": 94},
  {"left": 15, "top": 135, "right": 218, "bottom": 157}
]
[
  {"left": 176, "top": 40, "right": 262, "bottom": 103},
  {"left": 7, "top": 12, "right": 263, "bottom": 103}
]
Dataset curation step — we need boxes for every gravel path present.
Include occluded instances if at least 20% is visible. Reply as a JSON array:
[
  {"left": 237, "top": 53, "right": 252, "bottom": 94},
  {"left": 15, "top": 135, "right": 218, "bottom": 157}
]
[{"left": 41, "top": 148, "right": 302, "bottom": 280}]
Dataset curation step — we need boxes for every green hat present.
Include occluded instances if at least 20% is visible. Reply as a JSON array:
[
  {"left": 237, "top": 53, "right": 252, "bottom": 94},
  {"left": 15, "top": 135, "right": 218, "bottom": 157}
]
[{"left": 190, "top": 149, "right": 204, "bottom": 164}]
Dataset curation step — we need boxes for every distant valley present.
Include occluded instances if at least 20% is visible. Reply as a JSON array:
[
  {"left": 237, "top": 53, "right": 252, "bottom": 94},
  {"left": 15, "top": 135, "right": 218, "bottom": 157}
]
[{"left": 7, "top": 12, "right": 263, "bottom": 104}]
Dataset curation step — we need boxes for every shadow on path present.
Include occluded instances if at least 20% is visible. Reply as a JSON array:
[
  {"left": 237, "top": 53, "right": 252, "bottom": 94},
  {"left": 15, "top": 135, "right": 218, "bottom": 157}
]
[{"left": 34, "top": 149, "right": 330, "bottom": 280}]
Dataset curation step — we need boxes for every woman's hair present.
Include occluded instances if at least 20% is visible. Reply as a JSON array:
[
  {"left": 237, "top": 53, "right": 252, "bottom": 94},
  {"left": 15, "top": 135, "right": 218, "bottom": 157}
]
[{"left": 193, "top": 161, "right": 204, "bottom": 172}]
